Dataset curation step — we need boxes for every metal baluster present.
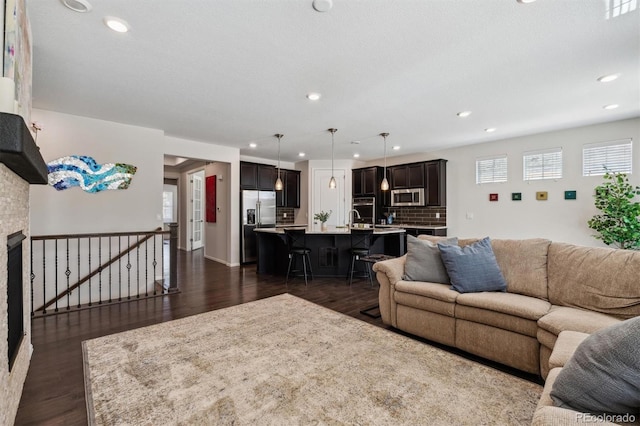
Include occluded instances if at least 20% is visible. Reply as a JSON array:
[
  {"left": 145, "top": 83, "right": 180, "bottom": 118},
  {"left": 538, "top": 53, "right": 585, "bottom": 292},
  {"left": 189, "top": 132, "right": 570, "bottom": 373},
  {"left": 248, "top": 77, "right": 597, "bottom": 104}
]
[
  {"left": 153, "top": 233, "right": 157, "bottom": 295},
  {"left": 108, "top": 237, "right": 112, "bottom": 303},
  {"left": 136, "top": 235, "right": 140, "bottom": 298},
  {"left": 88, "top": 237, "right": 92, "bottom": 307},
  {"left": 42, "top": 240, "right": 46, "bottom": 315},
  {"left": 66, "top": 238, "right": 71, "bottom": 310},
  {"left": 98, "top": 237, "right": 102, "bottom": 305},
  {"left": 77, "top": 238, "right": 81, "bottom": 308},
  {"left": 30, "top": 239, "right": 34, "bottom": 317},
  {"left": 145, "top": 237, "right": 149, "bottom": 296},
  {"left": 118, "top": 236, "right": 122, "bottom": 301},
  {"left": 54, "top": 239, "right": 59, "bottom": 312},
  {"left": 127, "top": 235, "right": 131, "bottom": 299}
]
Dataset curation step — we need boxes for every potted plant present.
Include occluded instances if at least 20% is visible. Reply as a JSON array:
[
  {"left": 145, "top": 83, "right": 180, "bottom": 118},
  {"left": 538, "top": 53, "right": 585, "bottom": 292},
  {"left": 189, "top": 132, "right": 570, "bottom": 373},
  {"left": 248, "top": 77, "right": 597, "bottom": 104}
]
[
  {"left": 588, "top": 170, "right": 640, "bottom": 250},
  {"left": 314, "top": 210, "right": 332, "bottom": 231}
]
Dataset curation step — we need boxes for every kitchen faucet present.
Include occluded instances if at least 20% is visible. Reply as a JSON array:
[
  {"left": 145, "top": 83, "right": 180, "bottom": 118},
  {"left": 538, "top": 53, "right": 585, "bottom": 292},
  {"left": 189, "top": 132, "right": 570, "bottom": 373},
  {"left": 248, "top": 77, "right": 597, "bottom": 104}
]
[{"left": 347, "top": 209, "right": 361, "bottom": 228}]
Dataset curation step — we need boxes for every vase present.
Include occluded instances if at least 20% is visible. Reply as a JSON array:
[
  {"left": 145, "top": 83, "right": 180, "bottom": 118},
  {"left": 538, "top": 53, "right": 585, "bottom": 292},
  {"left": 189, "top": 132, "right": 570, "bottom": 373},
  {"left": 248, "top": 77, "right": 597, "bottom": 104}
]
[{"left": 321, "top": 223, "right": 327, "bottom": 232}]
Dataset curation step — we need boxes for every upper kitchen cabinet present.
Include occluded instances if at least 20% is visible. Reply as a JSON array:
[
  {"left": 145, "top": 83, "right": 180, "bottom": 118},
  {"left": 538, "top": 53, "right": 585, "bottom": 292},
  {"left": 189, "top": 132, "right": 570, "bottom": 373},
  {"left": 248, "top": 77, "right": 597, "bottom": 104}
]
[
  {"left": 425, "top": 159, "right": 447, "bottom": 206},
  {"left": 240, "top": 161, "right": 277, "bottom": 190},
  {"left": 352, "top": 166, "right": 383, "bottom": 197},
  {"left": 275, "top": 169, "right": 301, "bottom": 208},
  {"left": 389, "top": 162, "right": 425, "bottom": 189}
]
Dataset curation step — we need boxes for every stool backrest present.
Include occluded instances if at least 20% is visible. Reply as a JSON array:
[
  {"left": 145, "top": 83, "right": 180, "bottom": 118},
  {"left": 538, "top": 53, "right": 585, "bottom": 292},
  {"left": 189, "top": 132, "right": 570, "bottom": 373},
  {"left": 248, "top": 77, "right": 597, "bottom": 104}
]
[
  {"left": 350, "top": 228, "right": 374, "bottom": 250},
  {"left": 284, "top": 228, "right": 307, "bottom": 251}
]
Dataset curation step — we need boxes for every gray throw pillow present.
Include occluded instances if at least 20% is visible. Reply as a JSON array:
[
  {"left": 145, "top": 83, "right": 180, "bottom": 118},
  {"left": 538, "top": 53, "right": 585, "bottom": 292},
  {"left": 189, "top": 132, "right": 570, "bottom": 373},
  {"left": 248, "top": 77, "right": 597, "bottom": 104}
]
[
  {"left": 403, "top": 235, "right": 458, "bottom": 283},
  {"left": 550, "top": 317, "right": 640, "bottom": 415},
  {"left": 437, "top": 237, "right": 507, "bottom": 293}
]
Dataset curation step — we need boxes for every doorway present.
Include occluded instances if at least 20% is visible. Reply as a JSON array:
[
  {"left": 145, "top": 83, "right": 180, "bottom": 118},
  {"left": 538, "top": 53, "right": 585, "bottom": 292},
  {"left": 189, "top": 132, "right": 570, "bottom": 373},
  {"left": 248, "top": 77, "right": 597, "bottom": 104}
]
[{"left": 189, "top": 170, "right": 204, "bottom": 251}]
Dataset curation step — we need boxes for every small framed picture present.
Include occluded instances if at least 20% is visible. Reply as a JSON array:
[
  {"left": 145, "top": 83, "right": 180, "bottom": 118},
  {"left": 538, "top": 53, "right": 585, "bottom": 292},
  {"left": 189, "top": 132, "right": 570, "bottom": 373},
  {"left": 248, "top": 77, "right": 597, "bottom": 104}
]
[
  {"left": 564, "top": 190, "right": 577, "bottom": 200},
  {"left": 511, "top": 192, "right": 522, "bottom": 201},
  {"left": 489, "top": 193, "right": 499, "bottom": 202},
  {"left": 536, "top": 191, "right": 548, "bottom": 201}
]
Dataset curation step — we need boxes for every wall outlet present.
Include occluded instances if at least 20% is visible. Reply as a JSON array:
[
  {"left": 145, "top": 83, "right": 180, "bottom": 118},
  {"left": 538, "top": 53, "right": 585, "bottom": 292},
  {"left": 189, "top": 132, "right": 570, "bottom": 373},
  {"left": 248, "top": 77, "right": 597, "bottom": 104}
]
[
  {"left": 283, "top": 212, "right": 287, "bottom": 218},
  {"left": 466, "top": 212, "right": 474, "bottom": 220},
  {"left": 435, "top": 212, "right": 440, "bottom": 219}
]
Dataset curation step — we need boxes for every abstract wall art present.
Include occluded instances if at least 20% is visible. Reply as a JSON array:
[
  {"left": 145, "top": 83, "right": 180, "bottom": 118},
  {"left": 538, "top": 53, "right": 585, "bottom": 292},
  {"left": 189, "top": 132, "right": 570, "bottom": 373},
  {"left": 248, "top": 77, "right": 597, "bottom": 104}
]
[
  {"left": 206, "top": 175, "right": 216, "bottom": 222},
  {"left": 47, "top": 155, "right": 137, "bottom": 193}
]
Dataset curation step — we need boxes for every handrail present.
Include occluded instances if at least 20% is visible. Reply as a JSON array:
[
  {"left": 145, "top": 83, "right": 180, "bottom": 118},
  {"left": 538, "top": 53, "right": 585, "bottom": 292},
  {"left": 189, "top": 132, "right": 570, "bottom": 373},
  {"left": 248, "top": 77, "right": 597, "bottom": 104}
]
[
  {"left": 35, "top": 227, "right": 163, "bottom": 312},
  {"left": 31, "top": 229, "right": 166, "bottom": 240}
]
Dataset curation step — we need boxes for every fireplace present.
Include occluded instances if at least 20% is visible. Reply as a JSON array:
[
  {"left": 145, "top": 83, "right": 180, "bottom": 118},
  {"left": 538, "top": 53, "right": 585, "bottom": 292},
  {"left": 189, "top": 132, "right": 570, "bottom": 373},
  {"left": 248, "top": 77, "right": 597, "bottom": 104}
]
[{"left": 7, "top": 231, "right": 26, "bottom": 371}]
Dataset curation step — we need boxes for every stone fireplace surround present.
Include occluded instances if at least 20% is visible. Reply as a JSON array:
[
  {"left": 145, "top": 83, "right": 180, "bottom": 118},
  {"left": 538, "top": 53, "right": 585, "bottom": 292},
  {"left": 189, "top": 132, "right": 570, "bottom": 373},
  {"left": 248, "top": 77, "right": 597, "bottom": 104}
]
[{"left": 0, "top": 112, "right": 48, "bottom": 425}]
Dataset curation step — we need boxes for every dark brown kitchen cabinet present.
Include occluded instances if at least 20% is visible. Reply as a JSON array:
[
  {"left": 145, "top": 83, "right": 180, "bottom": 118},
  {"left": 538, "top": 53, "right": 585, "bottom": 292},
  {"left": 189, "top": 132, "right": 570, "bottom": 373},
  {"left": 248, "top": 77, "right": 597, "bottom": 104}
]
[
  {"left": 425, "top": 159, "right": 447, "bottom": 206},
  {"left": 276, "top": 169, "right": 301, "bottom": 208},
  {"left": 240, "top": 162, "right": 277, "bottom": 190},
  {"left": 353, "top": 166, "right": 382, "bottom": 197},
  {"left": 389, "top": 162, "right": 425, "bottom": 189}
]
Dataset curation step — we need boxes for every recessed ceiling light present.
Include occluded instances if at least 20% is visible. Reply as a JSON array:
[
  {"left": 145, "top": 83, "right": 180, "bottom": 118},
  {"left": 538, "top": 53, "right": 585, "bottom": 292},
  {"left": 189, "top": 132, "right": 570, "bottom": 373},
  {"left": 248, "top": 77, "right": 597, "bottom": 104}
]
[
  {"left": 298, "top": 152, "right": 306, "bottom": 157},
  {"left": 312, "top": 0, "right": 333, "bottom": 12},
  {"left": 306, "top": 92, "right": 321, "bottom": 101},
  {"left": 457, "top": 111, "right": 472, "bottom": 118},
  {"left": 249, "top": 143, "right": 257, "bottom": 148},
  {"left": 516, "top": 0, "right": 537, "bottom": 3},
  {"left": 603, "top": 104, "right": 619, "bottom": 110},
  {"left": 61, "top": 0, "right": 92, "bottom": 12},
  {"left": 597, "top": 74, "right": 619, "bottom": 83},
  {"left": 485, "top": 128, "right": 497, "bottom": 133},
  {"left": 392, "top": 146, "right": 400, "bottom": 151},
  {"left": 353, "top": 153, "right": 360, "bottom": 158},
  {"left": 104, "top": 16, "right": 129, "bottom": 33}
]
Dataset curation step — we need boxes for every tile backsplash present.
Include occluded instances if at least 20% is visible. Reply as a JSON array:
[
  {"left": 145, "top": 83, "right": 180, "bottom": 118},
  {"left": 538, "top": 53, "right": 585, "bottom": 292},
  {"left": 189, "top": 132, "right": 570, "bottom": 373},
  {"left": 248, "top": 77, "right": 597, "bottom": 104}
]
[
  {"left": 276, "top": 207, "right": 295, "bottom": 225},
  {"left": 383, "top": 206, "right": 446, "bottom": 226}
]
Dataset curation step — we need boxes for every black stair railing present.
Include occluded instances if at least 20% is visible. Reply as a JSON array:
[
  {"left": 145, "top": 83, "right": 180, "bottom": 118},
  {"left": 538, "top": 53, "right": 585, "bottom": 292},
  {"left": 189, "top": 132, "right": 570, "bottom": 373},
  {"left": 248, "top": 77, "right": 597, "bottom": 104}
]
[{"left": 30, "top": 223, "right": 178, "bottom": 317}]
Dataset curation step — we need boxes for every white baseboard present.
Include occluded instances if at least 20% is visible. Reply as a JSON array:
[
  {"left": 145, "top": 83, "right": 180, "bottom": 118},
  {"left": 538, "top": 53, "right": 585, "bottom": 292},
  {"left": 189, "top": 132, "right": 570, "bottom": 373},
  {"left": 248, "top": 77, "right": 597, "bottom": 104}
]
[{"left": 204, "top": 254, "right": 235, "bottom": 267}]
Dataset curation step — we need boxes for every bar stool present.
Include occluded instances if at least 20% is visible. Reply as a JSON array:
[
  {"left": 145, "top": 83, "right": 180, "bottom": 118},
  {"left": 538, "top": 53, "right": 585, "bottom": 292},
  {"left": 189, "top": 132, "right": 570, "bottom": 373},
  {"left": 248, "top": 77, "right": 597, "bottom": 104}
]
[
  {"left": 347, "top": 228, "right": 374, "bottom": 286},
  {"left": 284, "top": 228, "right": 313, "bottom": 286}
]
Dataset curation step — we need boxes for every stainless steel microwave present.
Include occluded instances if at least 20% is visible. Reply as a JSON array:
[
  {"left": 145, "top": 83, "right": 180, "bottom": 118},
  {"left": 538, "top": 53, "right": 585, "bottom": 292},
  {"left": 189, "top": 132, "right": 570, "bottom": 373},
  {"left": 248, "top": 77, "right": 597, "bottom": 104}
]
[{"left": 391, "top": 188, "right": 424, "bottom": 206}]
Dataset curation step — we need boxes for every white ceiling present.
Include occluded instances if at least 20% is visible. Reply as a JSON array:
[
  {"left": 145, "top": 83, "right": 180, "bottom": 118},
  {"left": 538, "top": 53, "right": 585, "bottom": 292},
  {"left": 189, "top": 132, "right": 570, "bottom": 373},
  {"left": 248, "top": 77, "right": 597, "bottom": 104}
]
[{"left": 29, "top": 0, "right": 639, "bottom": 163}]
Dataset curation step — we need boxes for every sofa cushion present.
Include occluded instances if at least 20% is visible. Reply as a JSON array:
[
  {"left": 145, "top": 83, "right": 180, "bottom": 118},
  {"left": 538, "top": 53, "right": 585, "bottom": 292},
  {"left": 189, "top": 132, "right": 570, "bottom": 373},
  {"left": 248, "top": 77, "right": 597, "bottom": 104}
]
[
  {"left": 395, "top": 280, "right": 459, "bottom": 303},
  {"left": 438, "top": 237, "right": 507, "bottom": 293},
  {"left": 550, "top": 317, "right": 640, "bottom": 415},
  {"left": 457, "top": 292, "right": 551, "bottom": 321},
  {"left": 403, "top": 236, "right": 457, "bottom": 283},
  {"left": 537, "top": 306, "right": 620, "bottom": 348},
  {"left": 548, "top": 242, "right": 640, "bottom": 319},
  {"left": 548, "top": 331, "right": 589, "bottom": 370},
  {"left": 490, "top": 239, "right": 551, "bottom": 300}
]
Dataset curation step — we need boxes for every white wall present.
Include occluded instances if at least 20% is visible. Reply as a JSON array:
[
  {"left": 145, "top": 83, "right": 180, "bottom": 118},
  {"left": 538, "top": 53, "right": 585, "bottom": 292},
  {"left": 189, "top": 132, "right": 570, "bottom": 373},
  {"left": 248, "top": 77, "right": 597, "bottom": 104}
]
[
  {"left": 204, "top": 162, "right": 232, "bottom": 265},
  {"left": 366, "top": 118, "right": 640, "bottom": 246},
  {"left": 30, "top": 109, "right": 242, "bottom": 266}
]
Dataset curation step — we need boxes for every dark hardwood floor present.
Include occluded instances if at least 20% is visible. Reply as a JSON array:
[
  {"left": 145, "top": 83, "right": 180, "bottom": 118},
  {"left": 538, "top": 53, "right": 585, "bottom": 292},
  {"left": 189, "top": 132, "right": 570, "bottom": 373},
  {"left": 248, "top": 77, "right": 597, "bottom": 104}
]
[{"left": 15, "top": 249, "right": 383, "bottom": 425}]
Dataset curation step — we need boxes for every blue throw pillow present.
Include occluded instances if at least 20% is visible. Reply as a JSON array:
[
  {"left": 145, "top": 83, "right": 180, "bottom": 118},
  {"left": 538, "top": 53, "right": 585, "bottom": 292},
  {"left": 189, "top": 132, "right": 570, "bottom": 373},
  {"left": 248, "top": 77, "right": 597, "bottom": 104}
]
[
  {"left": 550, "top": 317, "right": 640, "bottom": 415},
  {"left": 437, "top": 237, "right": 507, "bottom": 293}
]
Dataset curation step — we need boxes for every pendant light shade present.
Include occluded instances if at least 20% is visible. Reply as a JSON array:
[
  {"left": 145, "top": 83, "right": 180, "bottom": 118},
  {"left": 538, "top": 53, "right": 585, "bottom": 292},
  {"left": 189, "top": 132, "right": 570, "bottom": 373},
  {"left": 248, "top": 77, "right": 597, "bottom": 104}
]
[
  {"left": 380, "top": 132, "right": 389, "bottom": 191},
  {"left": 328, "top": 128, "right": 337, "bottom": 189},
  {"left": 274, "top": 134, "right": 284, "bottom": 191}
]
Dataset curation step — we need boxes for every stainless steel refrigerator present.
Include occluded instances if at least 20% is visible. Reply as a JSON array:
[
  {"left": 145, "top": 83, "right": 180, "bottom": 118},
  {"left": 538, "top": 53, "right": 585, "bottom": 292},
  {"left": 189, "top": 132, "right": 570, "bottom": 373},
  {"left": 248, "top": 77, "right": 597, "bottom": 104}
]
[{"left": 241, "top": 190, "right": 276, "bottom": 263}]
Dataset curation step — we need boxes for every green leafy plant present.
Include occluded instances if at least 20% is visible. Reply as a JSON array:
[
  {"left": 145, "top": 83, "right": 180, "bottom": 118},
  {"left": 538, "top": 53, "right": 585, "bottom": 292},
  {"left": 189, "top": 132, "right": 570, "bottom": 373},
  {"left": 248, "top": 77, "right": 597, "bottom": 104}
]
[
  {"left": 588, "top": 171, "right": 640, "bottom": 250},
  {"left": 313, "top": 210, "right": 332, "bottom": 223}
]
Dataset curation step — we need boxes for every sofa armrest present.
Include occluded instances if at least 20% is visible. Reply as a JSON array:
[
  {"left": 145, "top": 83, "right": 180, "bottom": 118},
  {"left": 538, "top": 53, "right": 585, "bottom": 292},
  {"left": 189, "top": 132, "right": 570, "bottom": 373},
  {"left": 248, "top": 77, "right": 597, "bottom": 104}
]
[{"left": 373, "top": 255, "right": 406, "bottom": 327}]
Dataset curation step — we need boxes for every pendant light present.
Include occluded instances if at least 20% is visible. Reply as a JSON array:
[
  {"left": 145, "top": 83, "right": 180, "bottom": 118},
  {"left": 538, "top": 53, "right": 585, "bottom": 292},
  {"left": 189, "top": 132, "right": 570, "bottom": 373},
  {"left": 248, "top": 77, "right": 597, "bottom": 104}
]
[
  {"left": 380, "top": 132, "right": 389, "bottom": 191},
  {"left": 274, "top": 134, "right": 284, "bottom": 190},
  {"left": 328, "top": 128, "right": 337, "bottom": 189}
]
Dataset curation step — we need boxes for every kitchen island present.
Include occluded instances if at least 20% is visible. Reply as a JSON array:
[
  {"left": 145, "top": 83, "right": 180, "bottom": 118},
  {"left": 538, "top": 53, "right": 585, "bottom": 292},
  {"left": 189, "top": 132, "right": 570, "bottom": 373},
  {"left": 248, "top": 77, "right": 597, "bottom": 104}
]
[{"left": 254, "top": 226, "right": 405, "bottom": 278}]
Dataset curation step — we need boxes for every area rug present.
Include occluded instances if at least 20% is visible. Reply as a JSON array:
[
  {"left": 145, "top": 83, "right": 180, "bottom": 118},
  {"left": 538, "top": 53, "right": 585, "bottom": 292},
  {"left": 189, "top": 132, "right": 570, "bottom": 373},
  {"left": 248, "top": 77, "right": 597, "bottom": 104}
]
[{"left": 83, "top": 293, "right": 542, "bottom": 425}]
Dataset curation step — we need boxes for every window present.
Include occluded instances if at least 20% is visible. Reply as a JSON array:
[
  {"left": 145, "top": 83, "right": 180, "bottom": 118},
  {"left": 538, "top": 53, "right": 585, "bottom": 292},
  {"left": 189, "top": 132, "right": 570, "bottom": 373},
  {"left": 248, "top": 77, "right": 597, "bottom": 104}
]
[
  {"left": 476, "top": 155, "right": 507, "bottom": 184},
  {"left": 523, "top": 148, "right": 563, "bottom": 181},
  {"left": 162, "top": 190, "right": 174, "bottom": 222},
  {"left": 583, "top": 139, "right": 633, "bottom": 176}
]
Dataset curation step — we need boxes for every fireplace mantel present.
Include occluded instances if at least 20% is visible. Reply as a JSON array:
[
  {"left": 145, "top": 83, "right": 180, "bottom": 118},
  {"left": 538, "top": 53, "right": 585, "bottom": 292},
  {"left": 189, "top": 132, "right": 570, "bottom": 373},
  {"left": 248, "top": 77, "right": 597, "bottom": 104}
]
[{"left": 0, "top": 112, "right": 47, "bottom": 184}]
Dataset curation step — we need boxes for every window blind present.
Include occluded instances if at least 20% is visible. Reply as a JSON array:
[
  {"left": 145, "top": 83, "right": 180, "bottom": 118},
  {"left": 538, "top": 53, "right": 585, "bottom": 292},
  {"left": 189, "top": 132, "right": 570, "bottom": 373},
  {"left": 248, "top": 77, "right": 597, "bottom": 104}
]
[
  {"left": 476, "top": 155, "right": 507, "bottom": 184},
  {"left": 523, "top": 148, "right": 563, "bottom": 181},
  {"left": 583, "top": 139, "right": 632, "bottom": 176}
]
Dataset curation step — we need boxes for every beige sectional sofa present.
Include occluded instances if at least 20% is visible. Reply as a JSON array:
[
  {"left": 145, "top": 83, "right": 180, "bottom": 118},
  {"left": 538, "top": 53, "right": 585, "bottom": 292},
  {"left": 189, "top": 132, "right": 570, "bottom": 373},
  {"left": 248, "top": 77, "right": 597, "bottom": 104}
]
[{"left": 372, "top": 236, "right": 640, "bottom": 422}]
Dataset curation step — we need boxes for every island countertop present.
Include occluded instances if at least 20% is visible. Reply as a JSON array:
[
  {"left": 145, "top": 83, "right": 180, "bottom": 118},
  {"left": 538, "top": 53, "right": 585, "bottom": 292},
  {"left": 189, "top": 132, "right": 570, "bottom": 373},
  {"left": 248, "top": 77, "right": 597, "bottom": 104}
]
[
  {"left": 254, "top": 225, "right": 405, "bottom": 277},
  {"left": 255, "top": 226, "right": 406, "bottom": 235}
]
